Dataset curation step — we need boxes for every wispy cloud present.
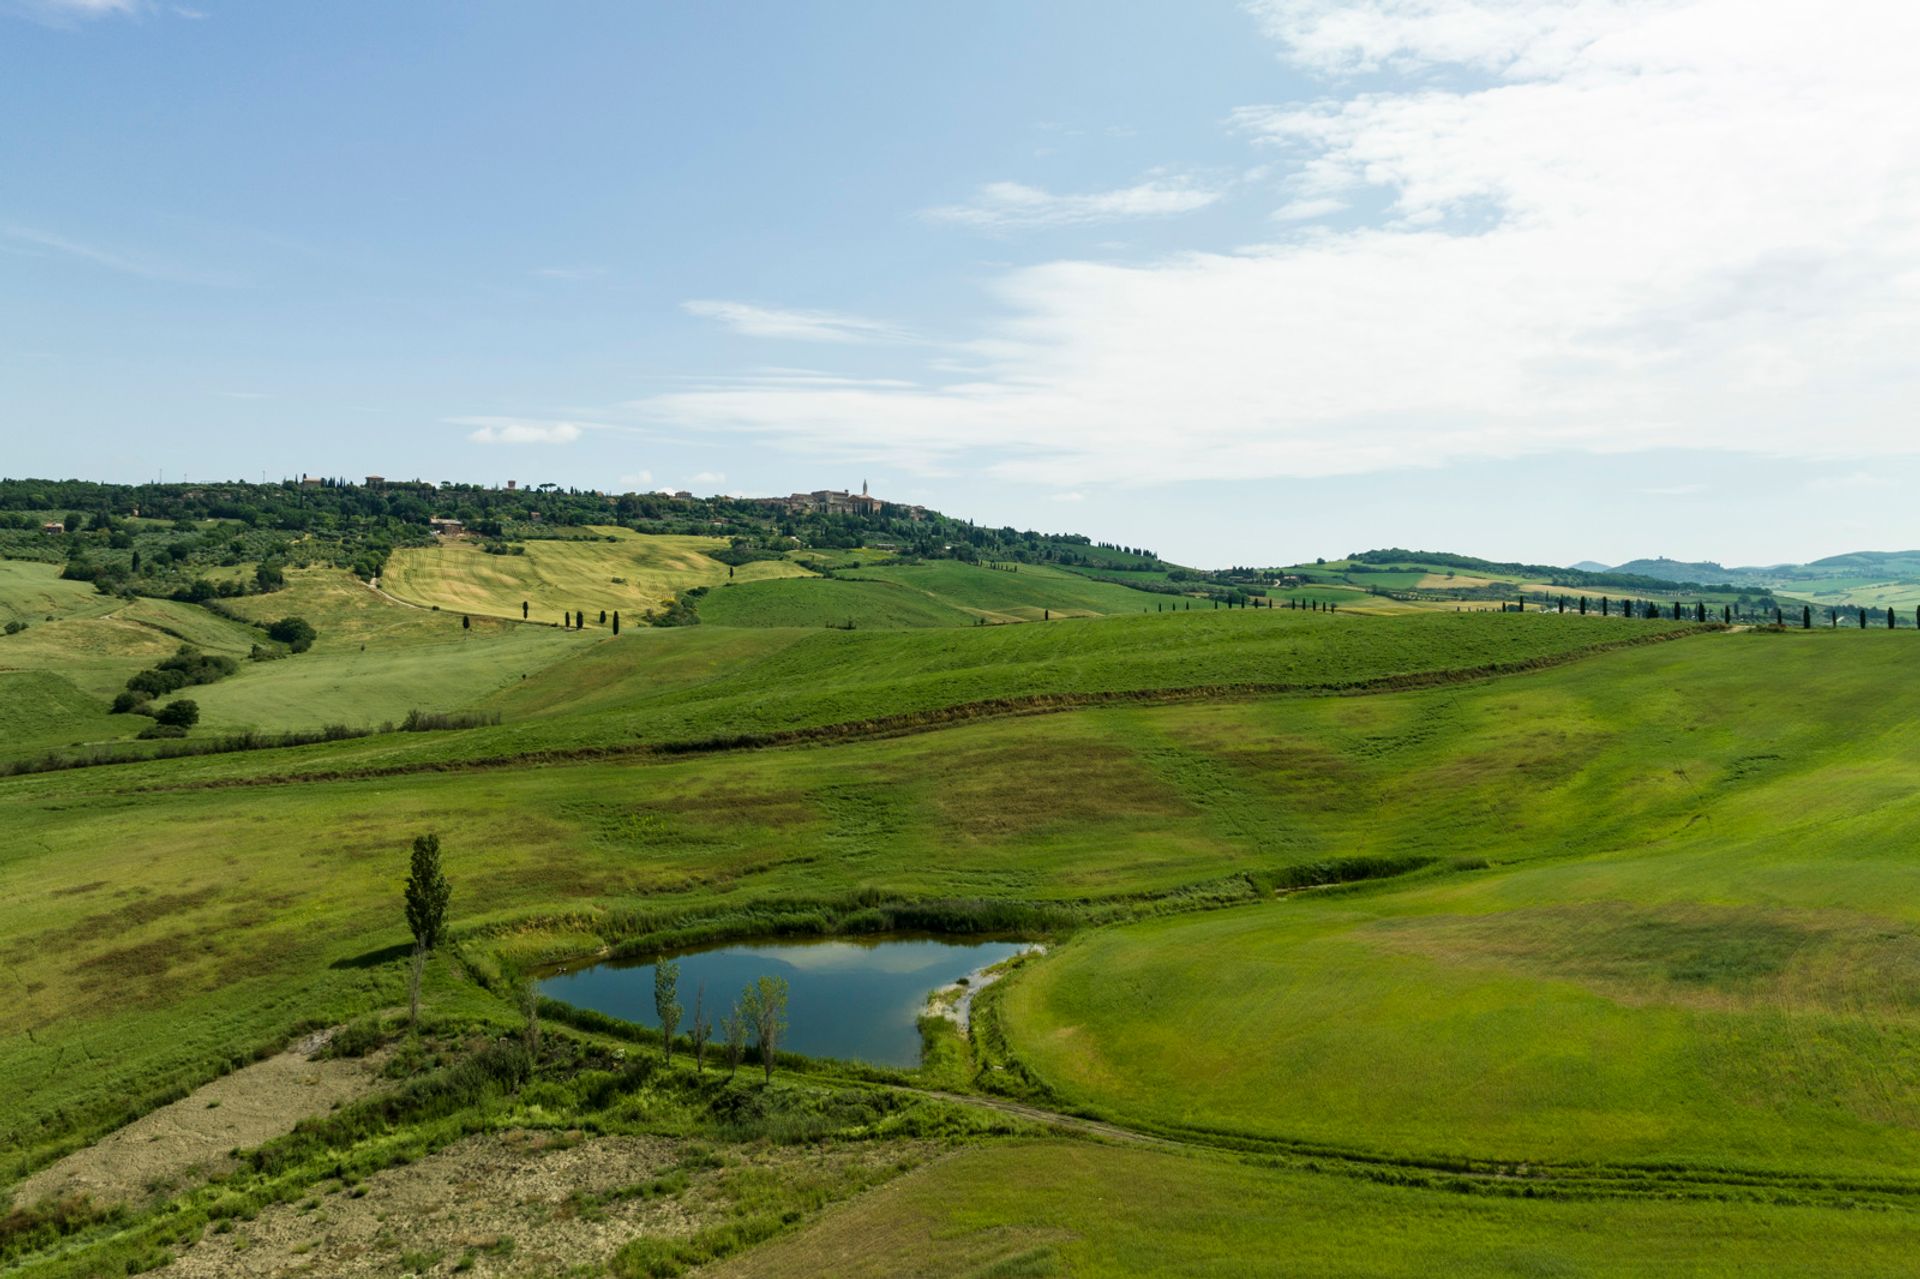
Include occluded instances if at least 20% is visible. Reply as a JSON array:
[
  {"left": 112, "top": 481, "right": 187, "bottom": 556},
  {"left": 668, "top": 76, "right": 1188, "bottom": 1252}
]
[
  {"left": 923, "top": 179, "right": 1222, "bottom": 231},
  {"left": 682, "top": 300, "right": 909, "bottom": 344},
  {"left": 452, "top": 416, "right": 605, "bottom": 445},
  {"left": 1, "top": 224, "right": 225, "bottom": 284}
]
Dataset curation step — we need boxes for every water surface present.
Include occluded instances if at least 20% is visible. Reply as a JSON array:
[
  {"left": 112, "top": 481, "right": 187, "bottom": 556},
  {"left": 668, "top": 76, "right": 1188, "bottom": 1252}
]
[{"left": 540, "top": 936, "right": 1027, "bottom": 1067}]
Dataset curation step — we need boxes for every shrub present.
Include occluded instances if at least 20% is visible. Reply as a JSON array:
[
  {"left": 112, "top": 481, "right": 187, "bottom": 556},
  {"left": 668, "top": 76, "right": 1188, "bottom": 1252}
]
[
  {"left": 154, "top": 699, "right": 200, "bottom": 729},
  {"left": 266, "top": 616, "right": 317, "bottom": 653},
  {"left": 109, "top": 690, "right": 151, "bottom": 715},
  {"left": 136, "top": 722, "right": 189, "bottom": 740}
]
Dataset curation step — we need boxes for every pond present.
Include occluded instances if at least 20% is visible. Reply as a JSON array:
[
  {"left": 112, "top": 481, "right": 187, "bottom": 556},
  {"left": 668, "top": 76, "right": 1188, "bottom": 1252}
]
[{"left": 539, "top": 936, "right": 1030, "bottom": 1068}]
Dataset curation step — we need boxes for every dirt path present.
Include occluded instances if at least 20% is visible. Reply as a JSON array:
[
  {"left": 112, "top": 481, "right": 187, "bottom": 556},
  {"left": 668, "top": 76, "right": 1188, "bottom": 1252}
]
[{"left": 14, "top": 1030, "right": 389, "bottom": 1209}]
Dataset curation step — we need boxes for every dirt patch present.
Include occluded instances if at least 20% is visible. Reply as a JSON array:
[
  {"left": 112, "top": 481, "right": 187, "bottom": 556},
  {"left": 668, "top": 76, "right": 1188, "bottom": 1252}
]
[
  {"left": 170, "top": 1130, "right": 926, "bottom": 1278},
  {"left": 14, "top": 1030, "right": 389, "bottom": 1209}
]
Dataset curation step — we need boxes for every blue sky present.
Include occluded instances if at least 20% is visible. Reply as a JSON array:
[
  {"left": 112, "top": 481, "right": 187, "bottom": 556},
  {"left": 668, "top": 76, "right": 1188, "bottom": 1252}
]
[{"left": 6, "top": 0, "right": 1919, "bottom": 569}]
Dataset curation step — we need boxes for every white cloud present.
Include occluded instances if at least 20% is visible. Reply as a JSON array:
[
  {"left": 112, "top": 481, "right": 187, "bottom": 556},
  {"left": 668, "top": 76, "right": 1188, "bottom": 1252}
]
[
  {"left": 683, "top": 300, "right": 907, "bottom": 344},
  {"left": 452, "top": 417, "right": 598, "bottom": 445},
  {"left": 923, "top": 179, "right": 1223, "bottom": 231},
  {"left": 618, "top": 470, "right": 653, "bottom": 489},
  {"left": 1050, "top": 491, "right": 1086, "bottom": 503},
  {"left": 643, "top": 1, "right": 1920, "bottom": 487},
  {"left": 689, "top": 471, "right": 726, "bottom": 486},
  {"left": 1271, "top": 196, "right": 1348, "bottom": 222}
]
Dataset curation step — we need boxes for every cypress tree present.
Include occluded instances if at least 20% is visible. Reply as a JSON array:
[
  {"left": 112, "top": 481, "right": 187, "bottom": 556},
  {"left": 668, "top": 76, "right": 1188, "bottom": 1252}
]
[
  {"left": 599, "top": 609, "right": 607, "bottom": 624},
  {"left": 1804, "top": 605, "right": 1812, "bottom": 629},
  {"left": 612, "top": 610, "right": 620, "bottom": 635},
  {"left": 462, "top": 615, "right": 470, "bottom": 630},
  {"left": 1890, "top": 607, "right": 1897, "bottom": 629},
  {"left": 1696, "top": 601, "right": 1706, "bottom": 623},
  {"left": 1860, "top": 607, "right": 1868, "bottom": 629},
  {"left": 522, "top": 600, "right": 528, "bottom": 619},
  {"left": 1601, "top": 596, "right": 1610, "bottom": 616}
]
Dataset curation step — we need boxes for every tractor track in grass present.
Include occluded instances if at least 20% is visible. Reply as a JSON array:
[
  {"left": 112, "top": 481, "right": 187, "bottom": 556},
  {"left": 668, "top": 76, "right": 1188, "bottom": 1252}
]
[
  {"left": 95, "top": 624, "right": 1712, "bottom": 795},
  {"left": 897, "top": 1086, "right": 1920, "bottom": 1209}
]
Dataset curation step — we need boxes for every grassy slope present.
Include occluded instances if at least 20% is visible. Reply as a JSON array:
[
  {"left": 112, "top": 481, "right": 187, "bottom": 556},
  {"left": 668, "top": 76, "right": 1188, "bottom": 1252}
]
[
  {"left": 699, "top": 575, "right": 976, "bottom": 629},
  {"left": 1002, "top": 631, "right": 1920, "bottom": 1177},
  {"left": 850, "top": 560, "right": 1161, "bottom": 621},
  {"left": 718, "top": 1141, "right": 1920, "bottom": 1279},
  {"left": 3, "top": 609, "right": 1698, "bottom": 784},
  {"left": 0, "top": 613, "right": 1699, "bottom": 1170},
  {"left": 379, "top": 527, "right": 807, "bottom": 621}
]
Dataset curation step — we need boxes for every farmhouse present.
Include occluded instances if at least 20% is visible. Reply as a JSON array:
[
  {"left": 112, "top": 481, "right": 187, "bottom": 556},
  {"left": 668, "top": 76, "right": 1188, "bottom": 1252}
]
[
  {"left": 40, "top": 521, "right": 64, "bottom": 535},
  {"left": 428, "top": 517, "right": 466, "bottom": 537}
]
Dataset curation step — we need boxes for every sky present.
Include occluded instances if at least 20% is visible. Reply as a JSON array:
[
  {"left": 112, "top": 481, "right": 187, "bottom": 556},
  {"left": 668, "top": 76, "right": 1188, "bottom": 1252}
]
[{"left": 5, "top": 0, "right": 1920, "bottom": 569}]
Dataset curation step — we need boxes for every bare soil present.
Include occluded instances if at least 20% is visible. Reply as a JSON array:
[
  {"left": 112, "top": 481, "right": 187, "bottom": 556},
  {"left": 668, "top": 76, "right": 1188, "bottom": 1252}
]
[
  {"left": 15, "top": 1030, "right": 389, "bottom": 1209},
  {"left": 169, "top": 1129, "right": 924, "bottom": 1278}
]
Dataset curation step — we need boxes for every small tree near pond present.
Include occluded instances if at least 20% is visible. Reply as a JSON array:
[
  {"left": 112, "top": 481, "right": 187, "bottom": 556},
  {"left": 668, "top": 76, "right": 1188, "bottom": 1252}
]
[
  {"left": 722, "top": 1003, "right": 748, "bottom": 1078},
  {"left": 689, "top": 983, "right": 710, "bottom": 1073},
  {"left": 739, "top": 975, "right": 789, "bottom": 1084},
  {"left": 654, "top": 957, "right": 682, "bottom": 1063}
]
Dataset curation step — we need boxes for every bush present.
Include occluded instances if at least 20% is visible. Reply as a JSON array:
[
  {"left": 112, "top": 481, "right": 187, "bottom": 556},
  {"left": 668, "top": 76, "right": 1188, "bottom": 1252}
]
[
  {"left": 136, "top": 723, "right": 189, "bottom": 740},
  {"left": 110, "top": 690, "right": 151, "bottom": 715},
  {"left": 266, "top": 616, "right": 317, "bottom": 653},
  {"left": 154, "top": 699, "right": 200, "bottom": 729},
  {"left": 3, "top": 619, "right": 25, "bottom": 635}
]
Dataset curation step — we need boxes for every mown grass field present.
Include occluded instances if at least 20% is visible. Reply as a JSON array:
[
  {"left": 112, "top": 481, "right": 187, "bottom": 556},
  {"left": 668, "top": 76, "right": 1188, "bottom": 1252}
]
[
  {"left": 13, "top": 539, "right": 1920, "bottom": 1274},
  {"left": 719, "top": 1140, "right": 1920, "bottom": 1278},
  {"left": 380, "top": 527, "right": 807, "bottom": 621},
  {"left": 1001, "top": 631, "right": 1920, "bottom": 1179}
]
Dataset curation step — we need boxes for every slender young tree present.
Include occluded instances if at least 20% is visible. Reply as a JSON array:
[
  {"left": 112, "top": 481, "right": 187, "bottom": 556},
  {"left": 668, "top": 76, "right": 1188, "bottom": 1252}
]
[
  {"left": 722, "top": 1003, "right": 748, "bottom": 1078},
  {"left": 462, "top": 614, "right": 470, "bottom": 630},
  {"left": 518, "top": 976, "right": 541, "bottom": 1057},
  {"left": 689, "top": 984, "right": 710, "bottom": 1074},
  {"left": 612, "top": 610, "right": 620, "bottom": 635},
  {"left": 741, "top": 975, "right": 789, "bottom": 1083},
  {"left": 1860, "top": 607, "right": 1869, "bottom": 629},
  {"left": 1805, "top": 605, "right": 1813, "bottom": 629},
  {"left": 405, "top": 833, "right": 452, "bottom": 951},
  {"left": 521, "top": 600, "right": 528, "bottom": 619},
  {"left": 654, "top": 957, "right": 682, "bottom": 1063},
  {"left": 403, "top": 833, "right": 452, "bottom": 1030}
]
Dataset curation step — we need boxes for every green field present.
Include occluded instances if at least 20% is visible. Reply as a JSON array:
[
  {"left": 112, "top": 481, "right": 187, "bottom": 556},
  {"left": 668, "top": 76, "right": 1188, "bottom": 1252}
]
[
  {"left": 699, "top": 574, "right": 977, "bottom": 628},
  {"left": 12, "top": 530, "right": 1920, "bottom": 1275},
  {"left": 720, "top": 1141, "right": 1920, "bottom": 1278}
]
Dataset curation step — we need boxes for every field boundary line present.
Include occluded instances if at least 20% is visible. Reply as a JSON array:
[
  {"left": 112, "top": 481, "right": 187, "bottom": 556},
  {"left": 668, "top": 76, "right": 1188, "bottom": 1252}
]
[{"left": 100, "top": 624, "right": 1711, "bottom": 793}]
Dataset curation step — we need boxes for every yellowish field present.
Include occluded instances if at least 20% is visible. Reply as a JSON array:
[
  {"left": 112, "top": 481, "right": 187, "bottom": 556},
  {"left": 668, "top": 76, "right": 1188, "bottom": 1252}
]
[
  {"left": 380, "top": 527, "right": 809, "bottom": 622},
  {"left": 1415, "top": 572, "right": 1498, "bottom": 589}
]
